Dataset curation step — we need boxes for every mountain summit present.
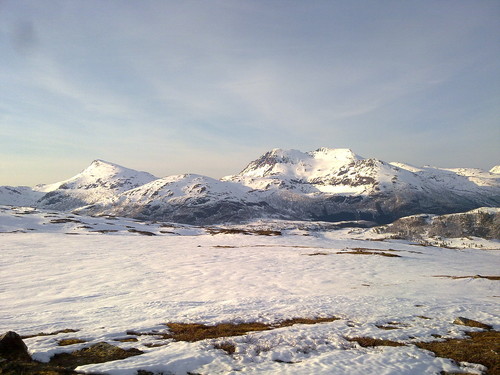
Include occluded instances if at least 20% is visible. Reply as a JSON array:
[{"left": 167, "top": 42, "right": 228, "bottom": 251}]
[
  {"left": 1, "top": 148, "right": 499, "bottom": 224},
  {"left": 32, "top": 160, "right": 158, "bottom": 210}
]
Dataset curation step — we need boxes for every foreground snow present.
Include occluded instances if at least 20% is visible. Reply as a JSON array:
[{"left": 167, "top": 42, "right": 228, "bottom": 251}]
[{"left": 0, "top": 208, "right": 499, "bottom": 374}]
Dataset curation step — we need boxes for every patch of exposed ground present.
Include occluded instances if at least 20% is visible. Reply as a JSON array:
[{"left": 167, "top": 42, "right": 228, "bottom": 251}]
[
  {"left": 376, "top": 321, "right": 408, "bottom": 330},
  {"left": 49, "top": 219, "right": 83, "bottom": 224},
  {"left": 434, "top": 275, "right": 500, "bottom": 281},
  {"left": 127, "top": 317, "right": 340, "bottom": 343},
  {"left": 453, "top": 317, "right": 493, "bottom": 330},
  {"left": 207, "top": 228, "right": 282, "bottom": 236},
  {"left": 127, "top": 229, "right": 157, "bottom": 236},
  {"left": 58, "top": 338, "right": 87, "bottom": 346},
  {"left": 0, "top": 360, "right": 79, "bottom": 374},
  {"left": 416, "top": 331, "right": 500, "bottom": 375},
  {"left": 305, "top": 252, "right": 331, "bottom": 256},
  {"left": 346, "top": 337, "right": 405, "bottom": 347},
  {"left": 48, "top": 342, "right": 143, "bottom": 368},
  {"left": 336, "top": 249, "right": 401, "bottom": 257},
  {"left": 21, "top": 329, "right": 79, "bottom": 339}
]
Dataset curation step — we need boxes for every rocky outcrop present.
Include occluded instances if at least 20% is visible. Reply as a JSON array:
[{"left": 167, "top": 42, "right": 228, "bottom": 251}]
[
  {"left": 378, "top": 208, "right": 500, "bottom": 240},
  {"left": 0, "top": 331, "right": 30, "bottom": 361}
]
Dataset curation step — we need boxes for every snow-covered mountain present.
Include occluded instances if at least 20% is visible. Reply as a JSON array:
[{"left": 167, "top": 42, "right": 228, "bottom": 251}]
[
  {"left": 0, "top": 160, "right": 157, "bottom": 211},
  {"left": 84, "top": 173, "right": 276, "bottom": 225},
  {"left": 1, "top": 149, "right": 499, "bottom": 225}
]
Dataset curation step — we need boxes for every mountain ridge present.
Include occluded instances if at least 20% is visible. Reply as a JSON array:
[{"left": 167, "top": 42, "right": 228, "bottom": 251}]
[{"left": 1, "top": 148, "right": 499, "bottom": 225}]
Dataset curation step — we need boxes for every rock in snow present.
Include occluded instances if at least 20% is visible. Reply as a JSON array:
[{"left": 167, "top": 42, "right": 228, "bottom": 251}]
[
  {"left": 0, "top": 331, "right": 30, "bottom": 361},
  {"left": 1, "top": 148, "right": 499, "bottom": 225}
]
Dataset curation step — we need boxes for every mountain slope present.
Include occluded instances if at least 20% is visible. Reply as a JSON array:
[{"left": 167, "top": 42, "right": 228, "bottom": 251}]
[
  {"left": 34, "top": 159, "right": 158, "bottom": 210},
  {"left": 1, "top": 149, "right": 498, "bottom": 225},
  {"left": 80, "top": 174, "right": 278, "bottom": 225}
]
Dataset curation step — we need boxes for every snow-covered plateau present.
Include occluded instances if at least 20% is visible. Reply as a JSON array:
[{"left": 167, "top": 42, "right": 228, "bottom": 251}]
[{"left": 0, "top": 206, "right": 498, "bottom": 374}]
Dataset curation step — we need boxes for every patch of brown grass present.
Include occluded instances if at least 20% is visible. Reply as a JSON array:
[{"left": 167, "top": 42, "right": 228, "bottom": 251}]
[
  {"left": 453, "top": 317, "right": 493, "bottom": 330},
  {"left": 49, "top": 342, "right": 143, "bottom": 369},
  {"left": 49, "top": 219, "right": 82, "bottom": 224},
  {"left": 127, "top": 229, "right": 156, "bottom": 236},
  {"left": 433, "top": 275, "right": 500, "bottom": 281},
  {"left": 376, "top": 325, "right": 401, "bottom": 330},
  {"left": 213, "top": 341, "right": 236, "bottom": 355},
  {"left": 164, "top": 322, "right": 270, "bottom": 342},
  {"left": 272, "top": 317, "right": 340, "bottom": 327},
  {"left": 346, "top": 337, "right": 405, "bottom": 347},
  {"left": 57, "top": 339, "right": 86, "bottom": 346},
  {"left": 0, "top": 360, "right": 78, "bottom": 374},
  {"left": 113, "top": 337, "right": 138, "bottom": 343},
  {"left": 337, "top": 250, "right": 401, "bottom": 258},
  {"left": 207, "top": 228, "right": 282, "bottom": 236},
  {"left": 416, "top": 331, "right": 500, "bottom": 375},
  {"left": 21, "top": 329, "right": 79, "bottom": 339},
  {"left": 305, "top": 252, "right": 330, "bottom": 256},
  {"left": 127, "top": 317, "right": 341, "bottom": 343}
]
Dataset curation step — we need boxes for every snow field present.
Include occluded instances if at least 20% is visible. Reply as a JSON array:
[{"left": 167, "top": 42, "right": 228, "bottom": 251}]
[{"left": 0, "top": 229, "right": 498, "bottom": 374}]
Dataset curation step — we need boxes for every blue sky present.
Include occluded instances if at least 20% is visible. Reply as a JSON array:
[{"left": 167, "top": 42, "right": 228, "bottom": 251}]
[{"left": 1, "top": 0, "right": 499, "bottom": 186}]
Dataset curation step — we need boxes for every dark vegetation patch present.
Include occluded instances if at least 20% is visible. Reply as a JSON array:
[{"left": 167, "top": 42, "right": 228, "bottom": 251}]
[
  {"left": 305, "top": 252, "right": 331, "bottom": 256},
  {"left": 58, "top": 338, "right": 87, "bottom": 346},
  {"left": 213, "top": 341, "right": 236, "bottom": 355},
  {"left": 128, "top": 317, "right": 340, "bottom": 343},
  {"left": 15, "top": 210, "right": 39, "bottom": 215},
  {"left": 0, "top": 360, "right": 79, "bottom": 374},
  {"left": 376, "top": 325, "right": 401, "bottom": 330},
  {"left": 346, "top": 337, "right": 405, "bottom": 347},
  {"left": 212, "top": 245, "right": 237, "bottom": 248},
  {"left": 49, "top": 219, "right": 83, "bottom": 224},
  {"left": 336, "top": 250, "right": 401, "bottom": 257},
  {"left": 113, "top": 337, "right": 138, "bottom": 342},
  {"left": 434, "top": 275, "right": 500, "bottom": 281},
  {"left": 21, "top": 329, "right": 79, "bottom": 339},
  {"left": 163, "top": 322, "right": 270, "bottom": 342},
  {"left": 271, "top": 317, "right": 340, "bottom": 327},
  {"left": 89, "top": 229, "right": 119, "bottom": 234},
  {"left": 453, "top": 317, "right": 493, "bottom": 330},
  {"left": 49, "top": 342, "right": 143, "bottom": 369},
  {"left": 127, "top": 229, "right": 157, "bottom": 236},
  {"left": 207, "top": 228, "right": 282, "bottom": 236},
  {"left": 416, "top": 331, "right": 500, "bottom": 375}
]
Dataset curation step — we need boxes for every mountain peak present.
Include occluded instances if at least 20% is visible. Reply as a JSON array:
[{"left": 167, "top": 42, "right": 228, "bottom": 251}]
[
  {"left": 308, "top": 147, "right": 361, "bottom": 162},
  {"left": 35, "top": 159, "right": 158, "bottom": 196},
  {"left": 490, "top": 165, "right": 500, "bottom": 174}
]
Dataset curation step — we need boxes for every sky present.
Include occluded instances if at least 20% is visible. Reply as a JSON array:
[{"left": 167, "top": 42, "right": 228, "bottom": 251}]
[{"left": 1, "top": 0, "right": 499, "bottom": 186}]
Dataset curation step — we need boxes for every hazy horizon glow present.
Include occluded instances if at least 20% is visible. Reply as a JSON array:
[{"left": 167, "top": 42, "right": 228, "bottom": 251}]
[{"left": 1, "top": 0, "right": 499, "bottom": 186}]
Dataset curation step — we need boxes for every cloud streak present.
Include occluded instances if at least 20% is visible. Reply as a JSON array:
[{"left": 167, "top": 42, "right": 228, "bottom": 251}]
[{"left": 1, "top": 0, "right": 499, "bottom": 185}]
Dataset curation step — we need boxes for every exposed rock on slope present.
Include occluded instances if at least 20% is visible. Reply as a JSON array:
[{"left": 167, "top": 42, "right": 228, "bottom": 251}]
[
  {"left": 377, "top": 207, "right": 500, "bottom": 240},
  {"left": 82, "top": 174, "right": 278, "bottom": 225}
]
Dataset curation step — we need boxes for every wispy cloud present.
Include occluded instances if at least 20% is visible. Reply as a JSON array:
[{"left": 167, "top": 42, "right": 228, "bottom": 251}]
[{"left": 1, "top": 0, "right": 499, "bottom": 185}]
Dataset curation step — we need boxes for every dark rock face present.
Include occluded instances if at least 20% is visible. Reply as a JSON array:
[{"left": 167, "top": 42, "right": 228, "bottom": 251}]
[{"left": 0, "top": 331, "right": 31, "bottom": 361}]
